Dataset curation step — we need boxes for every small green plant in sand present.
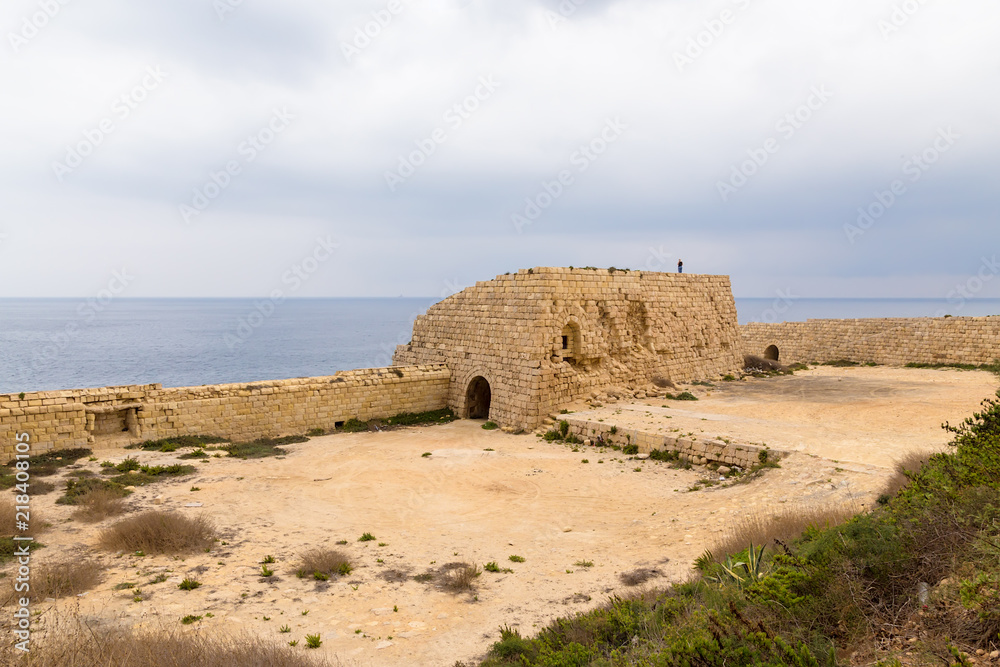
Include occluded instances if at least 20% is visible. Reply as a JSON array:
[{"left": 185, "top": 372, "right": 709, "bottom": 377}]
[{"left": 178, "top": 578, "right": 201, "bottom": 591}]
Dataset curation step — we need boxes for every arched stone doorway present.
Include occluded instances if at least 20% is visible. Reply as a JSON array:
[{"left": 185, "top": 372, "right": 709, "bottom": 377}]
[
  {"left": 465, "top": 376, "right": 491, "bottom": 419},
  {"left": 764, "top": 345, "right": 780, "bottom": 361}
]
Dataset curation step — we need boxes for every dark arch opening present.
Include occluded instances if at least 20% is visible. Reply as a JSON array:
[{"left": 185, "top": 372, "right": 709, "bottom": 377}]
[
  {"left": 465, "top": 376, "right": 492, "bottom": 419},
  {"left": 764, "top": 345, "right": 780, "bottom": 361},
  {"left": 561, "top": 321, "right": 580, "bottom": 363}
]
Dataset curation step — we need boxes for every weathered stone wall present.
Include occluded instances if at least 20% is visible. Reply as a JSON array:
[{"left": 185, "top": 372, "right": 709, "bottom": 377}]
[
  {"left": 0, "top": 366, "right": 450, "bottom": 459},
  {"left": 741, "top": 317, "right": 1000, "bottom": 366},
  {"left": 394, "top": 267, "right": 743, "bottom": 431},
  {"left": 564, "top": 417, "right": 778, "bottom": 469}
]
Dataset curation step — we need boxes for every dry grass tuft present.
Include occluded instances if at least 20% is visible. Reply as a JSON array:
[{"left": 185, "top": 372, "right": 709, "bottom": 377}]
[
  {"left": 441, "top": 562, "right": 481, "bottom": 592},
  {"left": 295, "top": 548, "right": 352, "bottom": 578},
  {"left": 651, "top": 375, "right": 675, "bottom": 389},
  {"left": 0, "top": 614, "right": 336, "bottom": 666},
  {"left": 744, "top": 354, "right": 785, "bottom": 373},
  {"left": 98, "top": 511, "right": 215, "bottom": 555},
  {"left": 619, "top": 568, "right": 661, "bottom": 586},
  {"left": 0, "top": 496, "right": 45, "bottom": 537},
  {"left": 13, "top": 559, "right": 104, "bottom": 600},
  {"left": 878, "top": 450, "right": 933, "bottom": 501},
  {"left": 71, "top": 488, "right": 128, "bottom": 523},
  {"left": 1, "top": 497, "right": 46, "bottom": 564},
  {"left": 710, "top": 503, "right": 857, "bottom": 560}
]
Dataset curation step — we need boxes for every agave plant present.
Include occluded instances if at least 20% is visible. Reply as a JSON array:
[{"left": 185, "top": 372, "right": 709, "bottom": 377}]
[{"left": 705, "top": 543, "right": 767, "bottom": 589}]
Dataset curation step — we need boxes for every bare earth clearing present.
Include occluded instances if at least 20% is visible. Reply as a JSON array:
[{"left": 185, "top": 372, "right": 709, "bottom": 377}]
[{"left": 6, "top": 367, "right": 998, "bottom": 666}]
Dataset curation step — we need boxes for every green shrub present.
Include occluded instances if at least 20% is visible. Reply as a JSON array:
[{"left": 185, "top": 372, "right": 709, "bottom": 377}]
[
  {"left": 57, "top": 478, "right": 131, "bottom": 506},
  {"left": 115, "top": 457, "right": 142, "bottom": 472},
  {"left": 178, "top": 449, "right": 209, "bottom": 460},
  {"left": 382, "top": 408, "right": 456, "bottom": 426},
  {"left": 340, "top": 419, "right": 368, "bottom": 433},
  {"left": 128, "top": 436, "right": 228, "bottom": 451},
  {"left": 178, "top": 578, "right": 201, "bottom": 591},
  {"left": 221, "top": 436, "right": 306, "bottom": 459},
  {"left": 664, "top": 391, "right": 699, "bottom": 401},
  {"left": 3, "top": 448, "right": 92, "bottom": 478}
]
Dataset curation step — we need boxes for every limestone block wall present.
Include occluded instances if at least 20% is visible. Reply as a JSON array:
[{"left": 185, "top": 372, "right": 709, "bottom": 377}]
[
  {"left": 0, "top": 366, "right": 450, "bottom": 459},
  {"left": 741, "top": 317, "right": 1000, "bottom": 366},
  {"left": 564, "top": 417, "right": 778, "bottom": 469},
  {"left": 0, "top": 385, "right": 157, "bottom": 458},
  {"left": 394, "top": 267, "right": 743, "bottom": 431}
]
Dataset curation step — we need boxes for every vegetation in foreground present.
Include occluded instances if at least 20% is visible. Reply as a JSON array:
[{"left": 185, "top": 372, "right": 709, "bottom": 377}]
[
  {"left": 906, "top": 360, "right": 1000, "bottom": 376},
  {"left": 340, "top": 407, "right": 457, "bottom": 432},
  {"left": 474, "top": 392, "right": 1000, "bottom": 666},
  {"left": 98, "top": 511, "right": 216, "bottom": 555},
  {"left": 295, "top": 548, "right": 353, "bottom": 579},
  {"left": 0, "top": 617, "right": 335, "bottom": 666},
  {"left": 1, "top": 448, "right": 92, "bottom": 489},
  {"left": 0, "top": 496, "right": 45, "bottom": 564}
]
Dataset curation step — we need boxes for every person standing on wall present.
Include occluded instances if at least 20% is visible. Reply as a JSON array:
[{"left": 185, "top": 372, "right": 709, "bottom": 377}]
[{"left": 677, "top": 260, "right": 683, "bottom": 274}]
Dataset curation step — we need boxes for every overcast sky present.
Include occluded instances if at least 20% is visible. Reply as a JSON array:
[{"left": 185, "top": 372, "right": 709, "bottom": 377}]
[{"left": 1, "top": 0, "right": 997, "bottom": 300}]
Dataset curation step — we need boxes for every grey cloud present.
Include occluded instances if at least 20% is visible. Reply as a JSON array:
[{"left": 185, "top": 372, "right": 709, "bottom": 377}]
[{"left": 0, "top": 0, "right": 997, "bottom": 297}]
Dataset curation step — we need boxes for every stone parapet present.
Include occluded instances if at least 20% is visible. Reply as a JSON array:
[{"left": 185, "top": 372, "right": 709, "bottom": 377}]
[
  {"left": 563, "top": 417, "right": 781, "bottom": 469},
  {"left": 0, "top": 365, "right": 450, "bottom": 458},
  {"left": 741, "top": 317, "right": 1000, "bottom": 366}
]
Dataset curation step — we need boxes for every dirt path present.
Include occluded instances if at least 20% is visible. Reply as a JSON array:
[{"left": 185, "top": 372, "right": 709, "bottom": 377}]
[{"left": 9, "top": 366, "right": 998, "bottom": 666}]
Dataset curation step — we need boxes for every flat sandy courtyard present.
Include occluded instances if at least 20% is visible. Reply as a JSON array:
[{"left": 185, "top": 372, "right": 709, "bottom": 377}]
[{"left": 9, "top": 366, "right": 999, "bottom": 666}]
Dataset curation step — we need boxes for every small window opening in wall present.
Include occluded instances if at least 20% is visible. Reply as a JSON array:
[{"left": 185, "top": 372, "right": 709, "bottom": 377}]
[
  {"left": 561, "top": 322, "right": 580, "bottom": 362},
  {"left": 335, "top": 421, "right": 345, "bottom": 429}
]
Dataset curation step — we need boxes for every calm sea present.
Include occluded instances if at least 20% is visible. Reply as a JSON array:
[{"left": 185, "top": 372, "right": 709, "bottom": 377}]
[{"left": 2, "top": 297, "right": 999, "bottom": 394}]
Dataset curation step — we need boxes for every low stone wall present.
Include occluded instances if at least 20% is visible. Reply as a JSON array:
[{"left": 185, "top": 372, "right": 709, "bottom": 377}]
[
  {"left": 0, "top": 365, "right": 451, "bottom": 459},
  {"left": 564, "top": 417, "right": 779, "bottom": 469},
  {"left": 741, "top": 317, "right": 1000, "bottom": 366}
]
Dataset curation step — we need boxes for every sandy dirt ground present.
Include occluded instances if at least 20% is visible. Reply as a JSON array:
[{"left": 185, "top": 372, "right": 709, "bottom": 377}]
[
  {"left": 570, "top": 365, "right": 999, "bottom": 468},
  {"left": 6, "top": 366, "right": 998, "bottom": 666}
]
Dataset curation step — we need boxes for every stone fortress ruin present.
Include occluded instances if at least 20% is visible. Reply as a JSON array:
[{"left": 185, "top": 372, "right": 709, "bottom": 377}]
[
  {"left": 5, "top": 266, "right": 1000, "bottom": 460},
  {"left": 1, "top": 267, "right": 742, "bottom": 456},
  {"left": 392, "top": 267, "right": 743, "bottom": 432}
]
